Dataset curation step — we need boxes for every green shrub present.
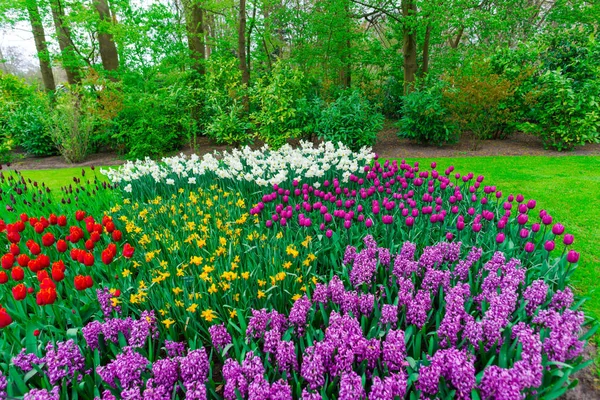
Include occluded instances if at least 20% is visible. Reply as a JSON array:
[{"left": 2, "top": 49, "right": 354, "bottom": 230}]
[
  {"left": 250, "top": 62, "right": 307, "bottom": 148},
  {"left": 50, "top": 90, "right": 96, "bottom": 163},
  {"left": 110, "top": 71, "right": 198, "bottom": 159},
  {"left": 442, "top": 60, "right": 520, "bottom": 141},
  {"left": 203, "top": 55, "right": 252, "bottom": 146},
  {"left": 519, "top": 70, "right": 600, "bottom": 151},
  {"left": 397, "top": 82, "right": 459, "bottom": 146},
  {"left": 314, "top": 91, "right": 383, "bottom": 151}
]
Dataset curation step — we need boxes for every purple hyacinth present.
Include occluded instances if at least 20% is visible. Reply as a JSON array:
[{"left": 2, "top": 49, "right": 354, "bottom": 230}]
[
  {"left": 339, "top": 371, "right": 366, "bottom": 400},
  {"left": 358, "top": 293, "right": 375, "bottom": 316},
  {"left": 406, "top": 289, "right": 432, "bottom": 328},
  {"left": 151, "top": 358, "right": 179, "bottom": 390},
  {"left": 289, "top": 296, "right": 312, "bottom": 334},
  {"left": 311, "top": 283, "right": 328, "bottom": 303},
  {"left": 246, "top": 309, "right": 271, "bottom": 339},
  {"left": 534, "top": 308, "right": 584, "bottom": 363},
  {"left": 523, "top": 279, "right": 548, "bottom": 316},
  {"left": 438, "top": 283, "right": 470, "bottom": 347},
  {"left": 12, "top": 349, "right": 42, "bottom": 372},
  {"left": 241, "top": 351, "right": 265, "bottom": 382},
  {"left": 248, "top": 375, "right": 271, "bottom": 400},
  {"left": 301, "top": 389, "right": 322, "bottom": 400},
  {"left": 180, "top": 348, "right": 209, "bottom": 387},
  {"left": 349, "top": 245, "right": 378, "bottom": 288},
  {"left": 382, "top": 329, "right": 406, "bottom": 373},
  {"left": 276, "top": 340, "right": 298, "bottom": 373},
  {"left": 97, "top": 347, "right": 148, "bottom": 389},
  {"left": 416, "top": 348, "right": 475, "bottom": 400},
  {"left": 343, "top": 246, "right": 357, "bottom": 265},
  {"left": 550, "top": 287, "right": 574, "bottom": 311},
  {"left": 82, "top": 320, "right": 103, "bottom": 350},
  {"left": 380, "top": 304, "right": 398, "bottom": 328},
  {"left": 369, "top": 372, "right": 407, "bottom": 400},
  {"left": 97, "top": 287, "right": 121, "bottom": 318},
  {"left": 453, "top": 246, "right": 482, "bottom": 281},
  {"left": 165, "top": 340, "right": 186, "bottom": 357},
  {"left": 209, "top": 324, "right": 232, "bottom": 352},
  {"left": 223, "top": 359, "right": 248, "bottom": 400},
  {"left": 130, "top": 311, "right": 159, "bottom": 348},
  {"left": 341, "top": 290, "right": 360, "bottom": 316},
  {"left": 301, "top": 346, "right": 326, "bottom": 390},
  {"left": 270, "top": 379, "right": 293, "bottom": 400},
  {"left": 378, "top": 248, "right": 391, "bottom": 267},
  {"left": 23, "top": 387, "right": 59, "bottom": 400},
  {"left": 328, "top": 275, "right": 346, "bottom": 304},
  {"left": 43, "top": 340, "right": 86, "bottom": 385},
  {"left": 0, "top": 369, "right": 6, "bottom": 400}
]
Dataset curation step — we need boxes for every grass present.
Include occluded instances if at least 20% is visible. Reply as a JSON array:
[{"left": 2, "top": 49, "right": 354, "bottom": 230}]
[
  {"left": 17, "top": 156, "right": 600, "bottom": 326},
  {"left": 17, "top": 167, "right": 108, "bottom": 191}
]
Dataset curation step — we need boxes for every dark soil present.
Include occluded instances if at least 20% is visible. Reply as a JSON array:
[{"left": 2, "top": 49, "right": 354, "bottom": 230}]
[
  {"left": 8, "top": 124, "right": 600, "bottom": 171},
  {"left": 5, "top": 126, "right": 600, "bottom": 397}
]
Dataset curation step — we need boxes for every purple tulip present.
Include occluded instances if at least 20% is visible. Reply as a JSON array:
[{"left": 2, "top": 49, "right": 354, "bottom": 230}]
[
  {"left": 567, "top": 250, "right": 580, "bottom": 264},
  {"left": 525, "top": 242, "right": 535, "bottom": 252},
  {"left": 266, "top": 220, "right": 273, "bottom": 228},
  {"left": 542, "top": 214, "right": 553, "bottom": 225},
  {"left": 365, "top": 218, "right": 373, "bottom": 228},
  {"left": 552, "top": 223, "right": 565, "bottom": 235},
  {"left": 516, "top": 194, "right": 524, "bottom": 202},
  {"left": 446, "top": 232, "right": 454, "bottom": 241},
  {"left": 344, "top": 220, "right": 352, "bottom": 229},
  {"left": 563, "top": 234, "right": 574, "bottom": 246},
  {"left": 517, "top": 214, "right": 528, "bottom": 225},
  {"left": 496, "top": 233, "right": 505, "bottom": 243},
  {"left": 326, "top": 229, "right": 333, "bottom": 238},
  {"left": 519, "top": 228, "right": 529, "bottom": 238},
  {"left": 472, "top": 224, "right": 482, "bottom": 233},
  {"left": 544, "top": 240, "right": 555, "bottom": 252},
  {"left": 405, "top": 217, "right": 414, "bottom": 227},
  {"left": 527, "top": 199, "right": 536, "bottom": 209}
]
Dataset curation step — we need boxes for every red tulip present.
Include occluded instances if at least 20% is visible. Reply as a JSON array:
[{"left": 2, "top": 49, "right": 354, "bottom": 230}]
[
  {"left": 7, "top": 231, "right": 20, "bottom": 243},
  {"left": 101, "top": 248, "right": 114, "bottom": 265},
  {"left": 107, "top": 243, "right": 117, "bottom": 257},
  {"left": 75, "top": 210, "right": 86, "bottom": 221},
  {"left": 20, "top": 213, "right": 28, "bottom": 222},
  {"left": 0, "top": 271, "right": 7, "bottom": 284},
  {"left": 49, "top": 214, "right": 58, "bottom": 225},
  {"left": 74, "top": 275, "right": 91, "bottom": 290},
  {"left": 37, "top": 269, "right": 49, "bottom": 280},
  {"left": 29, "top": 217, "right": 38, "bottom": 227},
  {"left": 122, "top": 243, "right": 135, "bottom": 258},
  {"left": 36, "top": 288, "right": 57, "bottom": 305},
  {"left": 90, "top": 231, "right": 101, "bottom": 243},
  {"left": 27, "top": 259, "right": 42, "bottom": 273},
  {"left": 37, "top": 254, "right": 50, "bottom": 269},
  {"left": 56, "top": 240, "right": 68, "bottom": 253},
  {"left": 11, "top": 266, "right": 24, "bottom": 281},
  {"left": 40, "top": 278, "right": 56, "bottom": 290},
  {"left": 34, "top": 329, "right": 40, "bottom": 336},
  {"left": 34, "top": 222, "right": 44, "bottom": 234},
  {"left": 0, "top": 306, "right": 12, "bottom": 328},
  {"left": 105, "top": 221, "right": 115, "bottom": 233},
  {"left": 112, "top": 230, "right": 122, "bottom": 242},
  {"left": 85, "top": 239, "right": 94, "bottom": 250},
  {"left": 51, "top": 262, "right": 65, "bottom": 282},
  {"left": 17, "top": 254, "right": 30, "bottom": 267},
  {"left": 83, "top": 252, "right": 95, "bottom": 267},
  {"left": 29, "top": 243, "right": 41, "bottom": 256},
  {"left": 57, "top": 215, "right": 67, "bottom": 226},
  {"left": 9, "top": 243, "right": 20, "bottom": 256},
  {"left": 42, "top": 232, "right": 55, "bottom": 247},
  {"left": 39, "top": 217, "right": 49, "bottom": 228},
  {"left": 12, "top": 283, "right": 27, "bottom": 300},
  {"left": 1, "top": 253, "right": 14, "bottom": 269},
  {"left": 15, "top": 220, "right": 25, "bottom": 232}
]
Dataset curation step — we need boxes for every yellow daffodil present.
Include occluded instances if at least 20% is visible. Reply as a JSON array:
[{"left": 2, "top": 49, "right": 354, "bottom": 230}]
[
  {"left": 283, "top": 261, "right": 292, "bottom": 270},
  {"left": 208, "top": 284, "right": 218, "bottom": 294},
  {"left": 162, "top": 319, "right": 176, "bottom": 329},
  {"left": 229, "top": 309, "right": 237, "bottom": 318},
  {"left": 201, "top": 309, "right": 217, "bottom": 322},
  {"left": 173, "top": 287, "right": 183, "bottom": 295},
  {"left": 258, "top": 279, "right": 266, "bottom": 287},
  {"left": 122, "top": 269, "right": 131, "bottom": 278},
  {"left": 257, "top": 290, "right": 266, "bottom": 299},
  {"left": 292, "top": 294, "right": 301, "bottom": 301},
  {"left": 187, "top": 303, "right": 198, "bottom": 313},
  {"left": 242, "top": 272, "right": 250, "bottom": 280}
]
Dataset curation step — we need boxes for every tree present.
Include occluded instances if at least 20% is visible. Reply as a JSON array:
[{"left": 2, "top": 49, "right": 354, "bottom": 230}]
[
  {"left": 93, "top": 0, "right": 119, "bottom": 77},
  {"left": 50, "top": 0, "right": 81, "bottom": 84},
  {"left": 25, "top": 0, "right": 56, "bottom": 91},
  {"left": 238, "top": 0, "right": 249, "bottom": 110},
  {"left": 183, "top": 0, "right": 206, "bottom": 75}
]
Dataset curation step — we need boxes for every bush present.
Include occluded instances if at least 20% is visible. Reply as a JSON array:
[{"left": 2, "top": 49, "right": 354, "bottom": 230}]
[
  {"left": 519, "top": 70, "right": 600, "bottom": 151},
  {"left": 50, "top": 90, "right": 96, "bottom": 163},
  {"left": 203, "top": 55, "right": 252, "bottom": 146},
  {"left": 250, "top": 62, "right": 307, "bottom": 148},
  {"left": 442, "top": 60, "right": 520, "bottom": 141},
  {"left": 397, "top": 82, "right": 459, "bottom": 146},
  {"left": 314, "top": 91, "right": 384, "bottom": 151},
  {"left": 0, "top": 71, "right": 56, "bottom": 157}
]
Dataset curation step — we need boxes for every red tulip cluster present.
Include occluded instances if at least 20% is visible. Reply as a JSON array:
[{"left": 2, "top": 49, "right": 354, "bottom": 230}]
[{"left": 0, "top": 211, "right": 135, "bottom": 328}]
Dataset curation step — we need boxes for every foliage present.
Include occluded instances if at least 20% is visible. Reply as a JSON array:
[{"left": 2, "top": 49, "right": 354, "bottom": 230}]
[
  {"left": 314, "top": 91, "right": 384, "bottom": 151},
  {"left": 49, "top": 89, "right": 97, "bottom": 163},
  {"left": 397, "top": 81, "right": 458, "bottom": 146},
  {"left": 109, "top": 71, "right": 198, "bottom": 159},
  {"left": 250, "top": 62, "right": 307, "bottom": 148},
  {"left": 442, "top": 60, "right": 521, "bottom": 141}
]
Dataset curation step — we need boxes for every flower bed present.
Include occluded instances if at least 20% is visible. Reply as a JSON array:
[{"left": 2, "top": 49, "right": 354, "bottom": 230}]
[{"left": 0, "top": 142, "right": 594, "bottom": 399}]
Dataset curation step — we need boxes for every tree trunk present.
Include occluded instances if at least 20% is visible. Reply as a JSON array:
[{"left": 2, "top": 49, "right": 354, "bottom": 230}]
[
  {"left": 93, "top": 0, "right": 119, "bottom": 77},
  {"left": 401, "top": 0, "right": 417, "bottom": 94},
  {"left": 238, "top": 0, "right": 249, "bottom": 111},
  {"left": 25, "top": 0, "right": 56, "bottom": 92},
  {"left": 50, "top": 0, "right": 80, "bottom": 85},
  {"left": 420, "top": 24, "right": 431, "bottom": 78},
  {"left": 340, "top": 37, "right": 351, "bottom": 88},
  {"left": 183, "top": 0, "right": 206, "bottom": 74}
]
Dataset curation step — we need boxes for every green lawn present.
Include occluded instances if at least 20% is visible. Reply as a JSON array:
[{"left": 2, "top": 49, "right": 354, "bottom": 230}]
[
  {"left": 17, "top": 167, "right": 108, "bottom": 191},
  {"left": 17, "top": 156, "right": 600, "bottom": 320}
]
